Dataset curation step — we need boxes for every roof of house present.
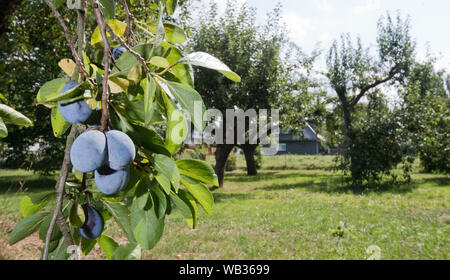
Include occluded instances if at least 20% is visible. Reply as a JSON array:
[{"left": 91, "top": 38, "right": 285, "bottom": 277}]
[{"left": 279, "top": 124, "right": 325, "bottom": 142}]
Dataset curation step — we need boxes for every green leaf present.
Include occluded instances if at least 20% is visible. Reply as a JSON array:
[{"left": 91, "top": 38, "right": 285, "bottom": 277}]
[
  {"left": 134, "top": 178, "right": 152, "bottom": 210},
  {"left": 102, "top": 201, "right": 136, "bottom": 243},
  {"left": 29, "top": 190, "right": 56, "bottom": 204},
  {"left": 97, "top": 234, "right": 119, "bottom": 260},
  {"left": 150, "top": 56, "right": 170, "bottom": 68},
  {"left": 130, "top": 200, "right": 164, "bottom": 250},
  {"left": 147, "top": 21, "right": 186, "bottom": 44},
  {"left": 81, "top": 236, "right": 96, "bottom": 255},
  {"left": 69, "top": 202, "right": 85, "bottom": 228},
  {"left": 176, "top": 159, "right": 218, "bottom": 186},
  {"left": 91, "top": 19, "right": 126, "bottom": 48},
  {"left": 0, "top": 118, "right": 7, "bottom": 138},
  {"left": 0, "top": 104, "right": 33, "bottom": 126},
  {"left": 170, "top": 189, "right": 197, "bottom": 228},
  {"left": 142, "top": 77, "right": 157, "bottom": 126},
  {"left": 48, "top": 238, "right": 69, "bottom": 260},
  {"left": 160, "top": 79, "right": 206, "bottom": 131},
  {"left": 165, "top": 0, "right": 178, "bottom": 15},
  {"left": 111, "top": 242, "right": 141, "bottom": 260},
  {"left": 9, "top": 212, "right": 48, "bottom": 245},
  {"left": 149, "top": 180, "right": 167, "bottom": 218},
  {"left": 38, "top": 213, "right": 62, "bottom": 242},
  {"left": 180, "top": 175, "right": 214, "bottom": 214},
  {"left": 45, "top": 81, "right": 90, "bottom": 103},
  {"left": 128, "top": 124, "right": 171, "bottom": 157},
  {"left": 161, "top": 90, "right": 188, "bottom": 154},
  {"left": 166, "top": 47, "right": 194, "bottom": 87},
  {"left": 51, "top": 107, "right": 71, "bottom": 138},
  {"left": 177, "top": 52, "right": 241, "bottom": 82},
  {"left": 164, "top": 22, "right": 186, "bottom": 44},
  {"left": 36, "top": 78, "right": 69, "bottom": 104},
  {"left": 99, "top": 0, "right": 115, "bottom": 19},
  {"left": 20, "top": 196, "right": 49, "bottom": 218},
  {"left": 154, "top": 154, "right": 180, "bottom": 194}
]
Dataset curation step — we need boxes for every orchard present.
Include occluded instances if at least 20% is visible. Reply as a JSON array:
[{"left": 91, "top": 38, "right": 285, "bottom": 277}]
[{"left": 7, "top": 0, "right": 240, "bottom": 260}]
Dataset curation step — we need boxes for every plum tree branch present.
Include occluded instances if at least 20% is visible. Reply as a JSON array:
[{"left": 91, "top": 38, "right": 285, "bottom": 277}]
[
  {"left": 43, "top": 125, "right": 81, "bottom": 260},
  {"left": 91, "top": 0, "right": 111, "bottom": 131},
  {"left": 350, "top": 72, "right": 395, "bottom": 107},
  {"left": 104, "top": 23, "right": 151, "bottom": 73},
  {"left": 121, "top": 0, "right": 134, "bottom": 45},
  {"left": 44, "top": 0, "right": 88, "bottom": 80}
]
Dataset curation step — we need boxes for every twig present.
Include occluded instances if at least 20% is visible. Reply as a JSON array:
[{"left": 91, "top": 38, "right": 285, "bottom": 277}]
[
  {"left": 43, "top": 125, "right": 80, "bottom": 260},
  {"left": 44, "top": 0, "right": 88, "bottom": 80},
  {"left": 104, "top": 23, "right": 151, "bottom": 73},
  {"left": 121, "top": 0, "right": 134, "bottom": 45},
  {"left": 91, "top": 0, "right": 111, "bottom": 131}
]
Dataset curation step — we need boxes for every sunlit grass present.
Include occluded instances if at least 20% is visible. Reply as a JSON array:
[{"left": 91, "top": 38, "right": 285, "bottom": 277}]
[{"left": 0, "top": 156, "right": 449, "bottom": 259}]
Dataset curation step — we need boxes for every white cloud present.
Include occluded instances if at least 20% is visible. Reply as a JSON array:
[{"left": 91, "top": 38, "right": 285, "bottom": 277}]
[
  {"left": 313, "top": 0, "right": 332, "bottom": 12},
  {"left": 434, "top": 53, "right": 450, "bottom": 72},
  {"left": 281, "top": 12, "right": 314, "bottom": 43},
  {"left": 351, "top": 0, "right": 381, "bottom": 15}
]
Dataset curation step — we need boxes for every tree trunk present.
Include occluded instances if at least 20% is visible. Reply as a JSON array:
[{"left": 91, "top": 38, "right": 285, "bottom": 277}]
[
  {"left": 341, "top": 104, "right": 361, "bottom": 181},
  {"left": 214, "top": 144, "right": 234, "bottom": 188},
  {"left": 243, "top": 144, "right": 257, "bottom": 175}
]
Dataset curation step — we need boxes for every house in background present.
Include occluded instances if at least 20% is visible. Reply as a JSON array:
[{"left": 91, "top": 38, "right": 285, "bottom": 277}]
[{"left": 275, "top": 124, "right": 325, "bottom": 155}]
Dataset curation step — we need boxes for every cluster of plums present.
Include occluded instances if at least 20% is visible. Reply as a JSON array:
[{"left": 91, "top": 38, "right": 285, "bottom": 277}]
[{"left": 58, "top": 46, "right": 133, "bottom": 239}]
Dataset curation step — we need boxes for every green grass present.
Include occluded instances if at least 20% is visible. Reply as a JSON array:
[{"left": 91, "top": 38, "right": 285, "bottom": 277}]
[{"left": 0, "top": 156, "right": 449, "bottom": 260}]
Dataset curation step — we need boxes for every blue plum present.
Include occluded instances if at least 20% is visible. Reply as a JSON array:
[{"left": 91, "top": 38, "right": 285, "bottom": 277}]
[
  {"left": 58, "top": 81, "right": 93, "bottom": 124},
  {"left": 103, "top": 46, "right": 126, "bottom": 65},
  {"left": 106, "top": 130, "right": 136, "bottom": 170},
  {"left": 112, "top": 46, "right": 126, "bottom": 61},
  {"left": 70, "top": 129, "right": 106, "bottom": 172},
  {"left": 94, "top": 165, "right": 130, "bottom": 195},
  {"left": 78, "top": 204, "right": 104, "bottom": 240}
]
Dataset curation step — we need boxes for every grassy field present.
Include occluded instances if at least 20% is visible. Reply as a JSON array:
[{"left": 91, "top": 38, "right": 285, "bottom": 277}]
[{"left": 0, "top": 155, "right": 449, "bottom": 260}]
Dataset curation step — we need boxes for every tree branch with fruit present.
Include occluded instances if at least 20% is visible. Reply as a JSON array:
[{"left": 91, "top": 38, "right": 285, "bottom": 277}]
[{"left": 9, "top": 0, "right": 240, "bottom": 260}]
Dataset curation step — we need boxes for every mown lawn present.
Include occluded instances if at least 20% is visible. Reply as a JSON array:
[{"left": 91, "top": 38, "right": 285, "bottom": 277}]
[{"left": 0, "top": 156, "right": 449, "bottom": 260}]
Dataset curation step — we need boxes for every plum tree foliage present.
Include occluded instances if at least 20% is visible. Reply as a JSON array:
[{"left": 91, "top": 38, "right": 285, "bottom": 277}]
[
  {"left": 325, "top": 13, "right": 416, "bottom": 185},
  {"left": 9, "top": 0, "right": 239, "bottom": 260},
  {"left": 0, "top": 102, "right": 32, "bottom": 138},
  {"left": 399, "top": 60, "right": 450, "bottom": 174}
]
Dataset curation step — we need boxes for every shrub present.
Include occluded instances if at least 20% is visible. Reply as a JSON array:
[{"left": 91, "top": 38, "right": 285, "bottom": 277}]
[{"left": 225, "top": 151, "right": 237, "bottom": 171}]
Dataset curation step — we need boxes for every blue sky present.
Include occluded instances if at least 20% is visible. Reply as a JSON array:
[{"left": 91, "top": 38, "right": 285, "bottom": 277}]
[{"left": 205, "top": 0, "right": 450, "bottom": 71}]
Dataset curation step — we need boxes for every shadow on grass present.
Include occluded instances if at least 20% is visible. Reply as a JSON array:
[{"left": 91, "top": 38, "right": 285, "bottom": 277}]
[
  {"left": 420, "top": 176, "right": 450, "bottom": 187},
  {"left": 258, "top": 176, "right": 417, "bottom": 195},
  {"left": 225, "top": 171, "right": 341, "bottom": 183},
  {"left": 261, "top": 164, "right": 334, "bottom": 171},
  {"left": 0, "top": 174, "right": 56, "bottom": 195}
]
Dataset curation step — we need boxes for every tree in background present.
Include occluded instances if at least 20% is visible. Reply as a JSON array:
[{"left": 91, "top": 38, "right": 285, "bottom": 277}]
[
  {"left": 189, "top": 0, "right": 314, "bottom": 186},
  {"left": 325, "top": 13, "right": 415, "bottom": 185},
  {"left": 0, "top": 1, "right": 74, "bottom": 171},
  {"left": 399, "top": 60, "right": 449, "bottom": 173}
]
